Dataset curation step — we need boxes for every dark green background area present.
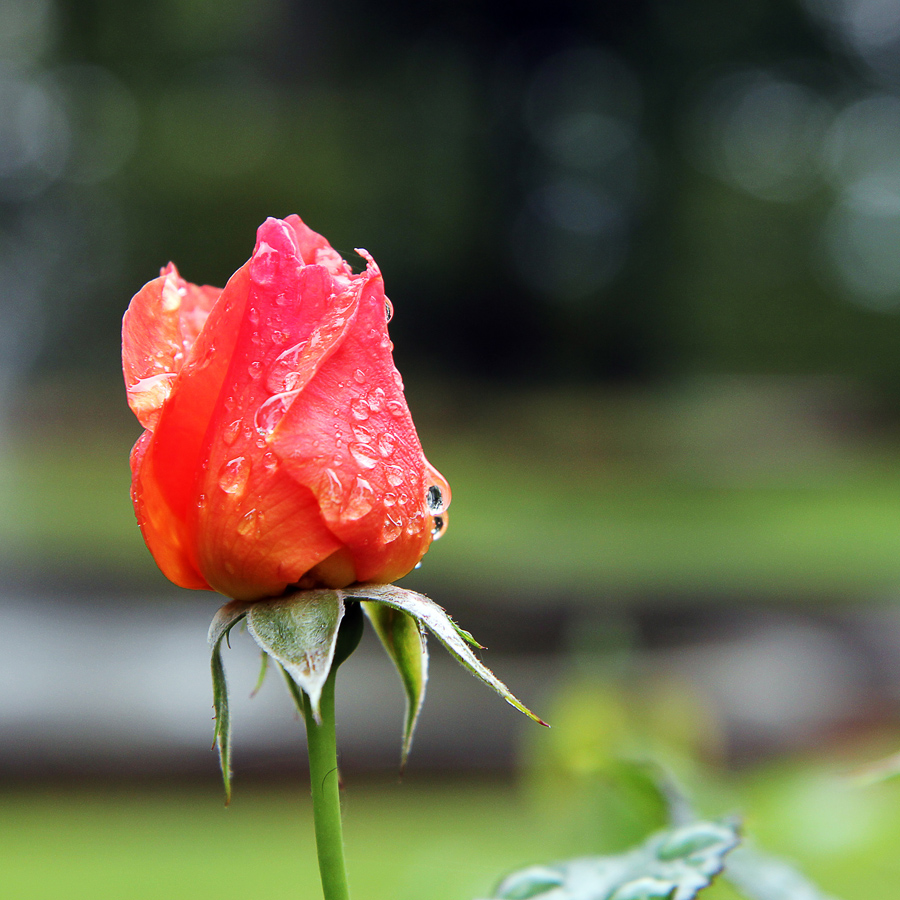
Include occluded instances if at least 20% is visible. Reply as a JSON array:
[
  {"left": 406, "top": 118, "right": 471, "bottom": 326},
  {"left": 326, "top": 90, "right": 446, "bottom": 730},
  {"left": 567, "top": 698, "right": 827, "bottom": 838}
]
[{"left": 27, "top": 0, "right": 900, "bottom": 391}]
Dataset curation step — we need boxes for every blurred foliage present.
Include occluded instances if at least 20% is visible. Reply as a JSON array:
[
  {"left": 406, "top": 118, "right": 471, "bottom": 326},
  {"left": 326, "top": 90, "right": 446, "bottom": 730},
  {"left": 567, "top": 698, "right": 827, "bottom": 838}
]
[
  {"left": 517, "top": 648, "right": 900, "bottom": 899},
  {"left": 11, "top": 380, "right": 900, "bottom": 601},
  {"left": 3, "top": 0, "right": 900, "bottom": 394}
]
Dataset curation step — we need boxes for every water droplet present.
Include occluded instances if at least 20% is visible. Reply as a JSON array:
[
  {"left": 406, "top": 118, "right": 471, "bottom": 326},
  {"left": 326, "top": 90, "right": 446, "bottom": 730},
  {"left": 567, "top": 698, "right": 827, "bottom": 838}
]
[
  {"left": 383, "top": 492, "right": 397, "bottom": 507},
  {"left": 384, "top": 298, "right": 394, "bottom": 322},
  {"left": 399, "top": 491, "right": 410, "bottom": 506},
  {"left": 218, "top": 457, "right": 250, "bottom": 495},
  {"left": 197, "top": 493, "right": 207, "bottom": 509},
  {"left": 271, "top": 329, "right": 287, "bottom": 344},
  {"left": 255, "top": 390, "right": 300, "bottom": 435},
  {"left": 343, "top": 476, "right": 374, "bottom": 520},
  {"left": 426, "top": 484, "right": 445, "bottom": 514},
  {"left": 322, "top": 468, "right": 343, "bottom": 507},
  {"left": 267, "top": 341, "right": 308, "bottom": 392},
  {"left": 407, "top": 509, "right": 424, "bottom": 535},
  {"left": 349, "top": 443, "right": 379, "bottom": 469},
  {"left": 392, "top": 370, "right": 404, "bottom": 390},
  {"left": 609, "top": 877, "right": 677, "bottom": 900},
  {"left": 377, "top": 432, "right": 396, "bottom": 457},
  {"left": 262, "top": 451, "right": 278, "bottom": 472},
  {"left": 382, "top": 510, "right": 402, "bottom": 543},
  {"left": 223, "top": 419, "right": 241, "bottom": 446},
  {"left": 162, "top": 280, "right": 181, "bottom": 311},
  {"left": 352, "top": 424, "right": 374, "bottom": 443},
  {"left": 248, "top": 307, "right": 260, "bottom": 325},
  {"left": 249, "top": 360, "right": 263, "bottom": 379},
  {"left": 353, "top": 368, "right": 366, "bottom": 384},
  {"left": 386, "top": 400, "right": 405, "bottom": 417},
  {"left": 237, "top": 509, "right": 259, "bottom": 537},
  {"left": 431, "top": 514, "right": 446, "bottom": 540},
  {"left": 385, "top": 464, "right": 404, "bottom": 487},
  {"left": 250, "top": 241, "right": 279, "bottom": 285},
  {"left": 350, "top": 397, "right": 370, "bottom": 421},
  {"left": 414, "top": 561, "right": 422, "bottom": 570},
  {"left": 368, "top": 388, "right": 385, "bottom": 412}
]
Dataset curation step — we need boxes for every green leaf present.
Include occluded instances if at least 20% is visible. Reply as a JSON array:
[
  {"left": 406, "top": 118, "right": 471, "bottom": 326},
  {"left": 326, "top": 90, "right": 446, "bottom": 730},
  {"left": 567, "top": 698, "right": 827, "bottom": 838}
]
[
  {"left": 207, "top": 600, "right": 253, "bottom": 804},
  {"left": 723, "top": 845, "right": 840, "bottom": 900},
  {"left": 245, "top": 589, "right": 345, "bottom": 722},
  {"left": 347, "top": 584, "right": 547, "bottom": 727},
  {"left": 488, "top": 819, "right": 740, "bottom": 900},
  {"left": 361, "top": 601, "right": 429, "bottom": 767}
]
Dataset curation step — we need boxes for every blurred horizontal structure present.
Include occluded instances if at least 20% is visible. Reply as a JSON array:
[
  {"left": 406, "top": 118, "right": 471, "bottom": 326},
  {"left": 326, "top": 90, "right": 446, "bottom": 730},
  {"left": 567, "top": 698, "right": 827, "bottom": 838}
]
[{"left": 2, "top": 588, "right": 900, "bottom": 779}]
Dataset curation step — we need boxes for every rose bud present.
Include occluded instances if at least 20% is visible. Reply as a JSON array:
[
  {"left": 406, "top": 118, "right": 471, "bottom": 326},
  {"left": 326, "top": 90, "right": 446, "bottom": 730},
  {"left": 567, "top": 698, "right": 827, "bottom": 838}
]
[{"left": 123, "top": 215, "right": 450, "bottom": 601}]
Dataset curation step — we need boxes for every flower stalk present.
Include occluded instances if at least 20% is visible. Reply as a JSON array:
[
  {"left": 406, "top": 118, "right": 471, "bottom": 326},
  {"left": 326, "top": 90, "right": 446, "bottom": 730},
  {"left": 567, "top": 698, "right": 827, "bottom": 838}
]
[{"left": 302, "top": 666, "right": 351, "bottom": 900}]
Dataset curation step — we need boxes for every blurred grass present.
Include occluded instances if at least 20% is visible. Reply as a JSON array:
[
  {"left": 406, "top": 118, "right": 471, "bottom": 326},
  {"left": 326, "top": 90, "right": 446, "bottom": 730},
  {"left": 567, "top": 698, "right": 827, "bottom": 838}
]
[
  {"left": 0, "top": 781, "right": 569, "bottom": 900},
  {"left": 5, "top": 378, "right": 900, "bottom": 599},
  {"left": 2, "top": 771, "right": 899, "bottom": 900}
]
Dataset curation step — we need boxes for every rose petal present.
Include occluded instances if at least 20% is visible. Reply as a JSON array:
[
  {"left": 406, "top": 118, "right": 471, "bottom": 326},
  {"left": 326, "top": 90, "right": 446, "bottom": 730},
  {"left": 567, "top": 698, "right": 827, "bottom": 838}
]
[
  {"left": 122, "top": 264, "right": 221, "bottom": 429},
  {"left": 272, "top": 255, "right": 436, "bottom": 583}
]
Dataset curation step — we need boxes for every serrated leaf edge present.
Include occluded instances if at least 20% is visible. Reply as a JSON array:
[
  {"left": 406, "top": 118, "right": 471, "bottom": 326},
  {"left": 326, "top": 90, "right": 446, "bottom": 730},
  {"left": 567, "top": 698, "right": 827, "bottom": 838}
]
[{"left": 347, "top": 585, "right": 547, "bottom": 727}]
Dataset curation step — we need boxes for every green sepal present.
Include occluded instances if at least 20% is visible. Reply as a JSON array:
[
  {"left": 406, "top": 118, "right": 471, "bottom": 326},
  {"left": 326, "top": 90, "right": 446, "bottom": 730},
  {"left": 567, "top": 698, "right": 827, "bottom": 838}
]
[
  {"left": 347, "top": 584, "right": 547, "bottom": 727},
  {"left": 245, "top": 589, "right": 345, "bottom": 723},
  {"left": 207, "top": 600, "right": 254, "bottom": 804},
  {"left": 723, "top": 844, "right": 839, "bottom": 900},
  {"left": 250, "top": 650, "right": 269, "bottom": 697},
  {"left": 488, "top": 819, "right": 740, "bottom": 900},
  {"left": 362, "top": 601, "right": 429, "bottom": 767}
]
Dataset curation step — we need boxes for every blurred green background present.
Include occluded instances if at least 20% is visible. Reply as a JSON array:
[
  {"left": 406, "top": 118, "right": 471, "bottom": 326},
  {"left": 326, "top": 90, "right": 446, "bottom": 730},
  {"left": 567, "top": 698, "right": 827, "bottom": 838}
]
[{"left": 5, "top": 0, "right": 900, "bottom": 897}]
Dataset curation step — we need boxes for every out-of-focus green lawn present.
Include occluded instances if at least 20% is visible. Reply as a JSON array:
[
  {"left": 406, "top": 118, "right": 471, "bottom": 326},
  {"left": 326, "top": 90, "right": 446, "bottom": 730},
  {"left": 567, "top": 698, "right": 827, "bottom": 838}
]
[
  {"left": 0, "top": 781, "right": 566, "bottom": 900},
  {"left": 5, "top": 382, "right": 900, "bottom": 598},
  {"left": 1, "top": 774, "right": 898, "bottom": 900}
]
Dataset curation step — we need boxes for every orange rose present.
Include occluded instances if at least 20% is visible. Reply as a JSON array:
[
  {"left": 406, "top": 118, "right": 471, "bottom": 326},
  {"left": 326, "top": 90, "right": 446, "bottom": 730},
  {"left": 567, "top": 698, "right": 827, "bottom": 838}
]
[{"left": 123, "top": 215, "right": 449, "bottom": 601}]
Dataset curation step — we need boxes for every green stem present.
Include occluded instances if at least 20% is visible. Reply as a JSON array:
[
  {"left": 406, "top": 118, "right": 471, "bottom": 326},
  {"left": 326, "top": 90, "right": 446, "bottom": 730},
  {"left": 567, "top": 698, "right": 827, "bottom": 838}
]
[{"left": 302, "top": 668, "right": 351, "bottom": 900}]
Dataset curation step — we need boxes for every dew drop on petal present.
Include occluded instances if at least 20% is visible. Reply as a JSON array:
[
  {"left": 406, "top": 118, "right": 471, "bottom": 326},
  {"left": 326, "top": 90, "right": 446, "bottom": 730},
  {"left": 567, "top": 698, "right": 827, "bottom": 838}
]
[
  {"left": 224, "top": 419, "right": 241, "bottom": 446},
  {"left": 248, "top": 307, "right": 260, "bottom": 325},
  {"left": 426, "top": 484, "right": 445, "bottom": 514},
  {"left": 249, "top": 360, "right": 263, "bottom": 380},
  {"left": 218, "top": 456, "right": 250, "bottom": 495},
  {"left": 377, "top": 432, "right": 396, "bottom": 457},
  {"left": 322, "top": 468, "right": 343, "bottom": 508},
  {"left": 349, "top": 442, "right": 379, "bottom": 469},
  {"left": 406, "top": 509, "right": 424, "bottom": 536},
  {"left": 385, "top": 464, "right": 404, "bottom": 487},
  {"left": 392, "top": 370, "right": 404, "bottom": 391},
  {"left": 352, "top": 424, "right": 374, "bottom": 443},
  {"left": 431, "top": 514, "right": 447, "bottom": 540},
  {"left": 267, "top": 342, "right": 308, "bottom": 393},
  {"left": 387, "top": 400, "right": 405, "bottom": 417},
  {"left": 368, "top": 387, "right": 385, "bottom": 412},
  {"left": 383, "top": 492, "right": 397, "bottom": 507},
  {"left": 237, "top": 509, "right": 259, "bottom": 537},
  {"left": 414, "top": 561, "right": 422, "bottom": 570},
  {"left": 350, "top": 397, "right": 370, "bottom": 421},
  {"left": 250, "top": 241, "right": 279, "bottom": 285},
  {"left": 343, "top": 475, "right": 374, "bottom": 520},
  {"left": 353, "top": 368, "right": 366, "bottom": 385},
  {"left": 384, "top": 298, "right": 394, "bottom": 323},
  {"left": 262, "top": 451, "right": 278, "bottom": 473},
  {"left": 255, "top": 390, "right": 300, "bottom": 436},
  {"left": 382, "top": 510, "right": 403, "bottom": 543}
]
